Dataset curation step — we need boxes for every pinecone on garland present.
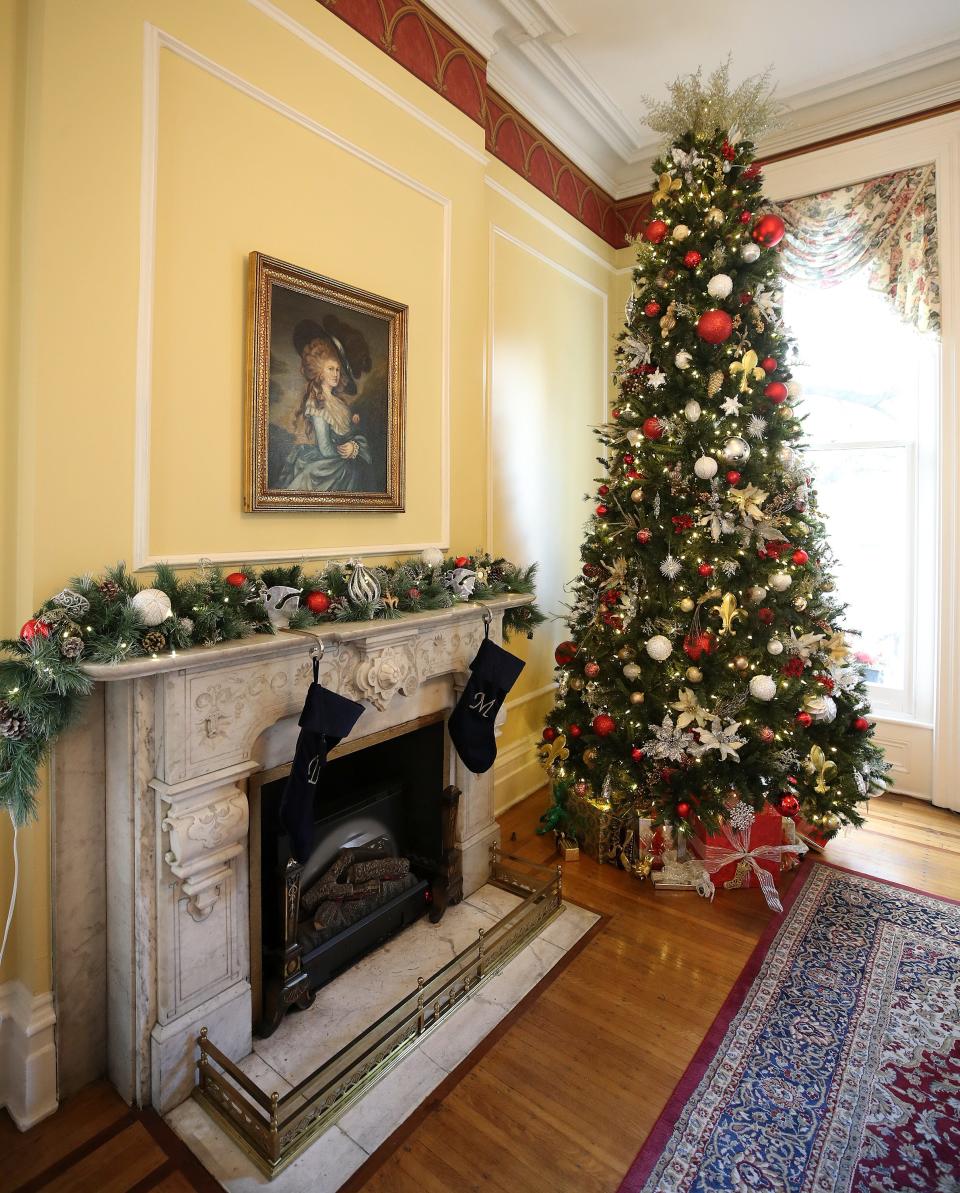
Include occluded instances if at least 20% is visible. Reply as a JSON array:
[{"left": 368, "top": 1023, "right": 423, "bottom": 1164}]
[
  {"left": 142, "top": 630, "right": 167, "bottom": 654},
  {"left": 0, "top": 701, "right": 29, "bottom": 741},
  {"left": 98, "top": 579, "right": 121, "bottom": 601},
  {"left": 60, "top": 635, "right": 84, "bottom": 660}
]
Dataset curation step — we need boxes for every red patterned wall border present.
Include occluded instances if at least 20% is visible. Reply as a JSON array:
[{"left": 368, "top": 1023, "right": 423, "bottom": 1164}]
[{"left": 319, "top": 0, "right": 650, "bottom": 248}]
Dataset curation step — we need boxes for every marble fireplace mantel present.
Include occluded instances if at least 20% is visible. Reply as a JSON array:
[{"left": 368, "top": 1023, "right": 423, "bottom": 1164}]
[{"left": 51, "top": 595, "right": 533, "bottom": 1118}]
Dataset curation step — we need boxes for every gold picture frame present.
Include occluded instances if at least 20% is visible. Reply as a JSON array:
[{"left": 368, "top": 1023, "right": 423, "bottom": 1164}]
[{"left": 245, "top": 252, "right": 406, "bottom": 512}]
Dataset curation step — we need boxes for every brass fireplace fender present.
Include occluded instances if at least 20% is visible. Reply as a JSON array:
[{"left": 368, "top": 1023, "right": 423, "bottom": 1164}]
[{"left": 193, "top": 848, "right": 563, "bottom": 1178}]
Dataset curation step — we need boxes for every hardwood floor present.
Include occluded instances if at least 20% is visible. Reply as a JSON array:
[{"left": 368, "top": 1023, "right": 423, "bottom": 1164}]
[{"left": 2, "top": 791, "right": 956, "bottom": 1192}]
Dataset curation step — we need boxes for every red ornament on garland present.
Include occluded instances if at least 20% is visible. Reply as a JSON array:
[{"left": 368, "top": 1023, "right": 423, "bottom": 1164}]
[
  {"left": 792, "top": 549, "right": 809, "bottom": 565},
  {"left": 726, "top": 470, "right": 741, "bottom": 484},
  {"left": 592, "top": 714, "right": 616, "bottom": 737},
  {"left": 698, "top": 563, "right": 714, "bottom": 577},
  {"left": 631, "top": 747, "right": 644, "bottom": 762},
  {"left": 796, "top": 711, "right": 813, "bottom": 728},
  {"left": 642, "top": 417, "right": 664, "bottom": 441},
  {"left": 636, "top": 529, "right": 652, "bottom": 545},
  {"left": 761, "top": 356, "right": 778, "bottom": 373},
  {"left": 696, "top": 309, "right": 734, "bottom": 344},
  {"left": 765, "top": 381, "right": 788, "bottom": 404},
  {"left": 542, "top": 727, "right": 557, "bottom": 742},
  {"left": 676, "top": 801, "right": 691, "bottom": 818},
  {"left": 683, "top": 250, "right": 702, "bottom": 269},
  {"left": 853, "top": 716, "right": 871, "bottom": 732},
  {"left": 19, "top": 618, "right": 50, "bottom": 642},
  {"left": 304, "top": 591, "right": 331, "bottom": 614},
  {"left": 454, "top": 555, "right": 469, "bottom": 567},
  {"left": 225, "top": 571, "right": 247, "bottom": 588},
  {"left": 643, "top": 219, "right": 668, "bottom": 243},
  {"left": 554, "top": 640, "right": 578, "bottom": 666},
  {"left": 643, "top": 300, "right": 662, "bottom": 318},
  {"left": 752, "top": 213, "right": 786, "bottom": 247}
]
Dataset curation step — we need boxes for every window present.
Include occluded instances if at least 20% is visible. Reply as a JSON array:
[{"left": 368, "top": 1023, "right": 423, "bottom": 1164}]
[{"left": 783, "top": 274, "right": 938, "bottom": 721}]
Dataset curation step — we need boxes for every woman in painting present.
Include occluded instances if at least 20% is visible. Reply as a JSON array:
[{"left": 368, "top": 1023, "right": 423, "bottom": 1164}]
[{"left": 279, "top": 317, "right": 373, "bottom": 492}]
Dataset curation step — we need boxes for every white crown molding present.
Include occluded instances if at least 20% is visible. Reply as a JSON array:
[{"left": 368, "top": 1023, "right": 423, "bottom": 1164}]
[
  {"left": 422, "top": 0, "right": 499, "bottom": 59},
  {"left": 135, "top": 25, "right": 454, "bottom": 569},
  {"left": 498, "top": 0, "right": 575, "bottom": 39},
  {"left": 0, "top": 982, "right": 58, "bottom": 1130}
]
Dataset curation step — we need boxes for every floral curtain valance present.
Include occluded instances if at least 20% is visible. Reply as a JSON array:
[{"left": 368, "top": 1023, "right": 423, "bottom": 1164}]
[{"left": 775, "top": 164, "right": 940, "bottom": 334}]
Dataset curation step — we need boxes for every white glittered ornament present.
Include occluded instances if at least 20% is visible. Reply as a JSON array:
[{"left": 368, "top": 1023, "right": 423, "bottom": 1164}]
[
  {"left": 767, "top": 638, "right": 784, "bottom": 656},
  {"left": 672, "top": 224, "right": 691, "bottom": 241},
  {"left": 131, "top": 588, "right": 172, "bottom": 627},
  {"left": 645, "top": 635, "right": 673, "bottom": 662},
  {"left": 623, "top": 662, "right": 642, "bottom": 681},
  {"left": 747, "top": 586, "right": 767, "bottom": 604},
  {"left": 769, "top": 572, "right": 792, "bottom": 592},
  {"left": 420, "top": 546, "right": 444, "bottom": 568},
  {"left": 675, "top": 351, "right": 692, "bottom": 370},
  {"left": 707, "top": 273, "right": 733, "bottom": 300},
  {"left": 741, "top": 242, "right": 761, "bottom": 263},
  {"left": 722, "top": 436, "right": 751, "bottom": 463},
  {"left": 749, "top": 674, "right": 777, "bottom": 701},
  {"left": 684, "top": 399, "right": 702, "bottom": 422},
  {"left": 694, "top": 456, "right": 718, "bottom": 480}
]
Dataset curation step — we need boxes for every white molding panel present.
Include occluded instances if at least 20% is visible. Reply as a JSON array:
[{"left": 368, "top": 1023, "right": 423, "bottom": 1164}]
[{"left": 0, "top": 982, "right": 58, "bottom": 1131}]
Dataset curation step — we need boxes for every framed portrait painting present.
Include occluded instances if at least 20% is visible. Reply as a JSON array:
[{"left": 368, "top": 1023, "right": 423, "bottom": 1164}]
[{"left": 245, "top": 252, "right": 406, "bottom": 512}]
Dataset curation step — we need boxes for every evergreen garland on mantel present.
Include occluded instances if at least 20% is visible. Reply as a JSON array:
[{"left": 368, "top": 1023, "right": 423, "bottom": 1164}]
[{"left": 0, "top": 551, "right": 544, "bottom": 824}]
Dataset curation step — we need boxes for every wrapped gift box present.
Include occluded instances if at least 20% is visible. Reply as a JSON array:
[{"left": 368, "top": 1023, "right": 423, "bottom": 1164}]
[
  {"left": 565, "top": 788, "right": 628, "bottom": 864},
  {"left": 690, "top": 802, "right": 784, "bottom": 890},
  {"left": 793, "top": 813, "right": 829, "bottom": 852}
]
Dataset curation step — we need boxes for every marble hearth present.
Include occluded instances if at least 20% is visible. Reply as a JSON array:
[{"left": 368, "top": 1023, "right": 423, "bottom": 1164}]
[{"left": 51, "top": 595, "right": 532, "bottom": 1116}]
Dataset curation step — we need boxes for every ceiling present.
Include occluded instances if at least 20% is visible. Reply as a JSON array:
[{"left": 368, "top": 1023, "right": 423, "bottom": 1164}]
[{"left": 430, "top": 0, "right": 960, "bottom": 197}]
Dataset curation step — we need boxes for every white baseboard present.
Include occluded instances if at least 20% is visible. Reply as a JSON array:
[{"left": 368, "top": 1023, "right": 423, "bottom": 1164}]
[
  {"left": 493, "top": 737, "right": 545, "bottom": 815},
  {"left": 0, "top": 981, "right": 58, "bottom": 1130}
]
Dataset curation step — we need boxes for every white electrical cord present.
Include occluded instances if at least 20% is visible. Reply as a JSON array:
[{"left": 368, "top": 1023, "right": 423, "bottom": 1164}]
[{"left": 0, "top": 811, "right": 18, "bottom": 970}]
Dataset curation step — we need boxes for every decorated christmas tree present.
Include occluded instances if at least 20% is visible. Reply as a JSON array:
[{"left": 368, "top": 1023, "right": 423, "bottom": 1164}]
[{"left": 540, "top": 65, "right": 888, "bottom": 866}]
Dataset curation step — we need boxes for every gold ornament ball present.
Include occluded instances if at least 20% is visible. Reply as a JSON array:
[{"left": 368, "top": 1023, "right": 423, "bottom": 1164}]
[
  {"left": 629, "top": 691, "right": 645, "bottom": 706},
  {"left": 734, "top": 655, "right": 749, "bottom": 671},
  {"left": 617, "top": 645, "right": 637, "bottom": 661},
  {"left": 706, "top": 207, "right": 724, "bottom": 225},
  {"left": 794, "top": 596, "right": 808, "bottom": 611},
  {"left": 569, "top": 676, "right": 584, "bottom": 690},
  {"left": 686, "top": 666, "right": 703, "bottom": 683},
  {"left": 583, "top": 748, "right": 598, "bottom": 769},
  {"left": 630, "top": 488, "right": 644, "bottom": 504},
  {"left": 824, "top": 813, "right": 840, "bottom": 831},
  {"left": 679, "top": 597, "right": 695, "bottom": 613},
  {"left": 779, "top": 405, "right": 793, "bottom": 419}
]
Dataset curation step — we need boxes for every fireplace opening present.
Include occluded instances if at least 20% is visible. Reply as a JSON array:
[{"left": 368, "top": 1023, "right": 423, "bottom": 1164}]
[{"left": 250, "top": 715, "right": 462, "bottom": 1037}]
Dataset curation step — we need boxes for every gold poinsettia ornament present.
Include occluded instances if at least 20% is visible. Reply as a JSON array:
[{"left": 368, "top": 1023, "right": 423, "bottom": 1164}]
[{"left": 652, "top": 172, "right": 682, "bottom": 205}]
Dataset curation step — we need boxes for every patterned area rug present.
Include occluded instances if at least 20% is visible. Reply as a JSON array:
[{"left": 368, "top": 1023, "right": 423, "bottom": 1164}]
[{"left": 619, "top": 861, "right": 960, "bottom": 1193}]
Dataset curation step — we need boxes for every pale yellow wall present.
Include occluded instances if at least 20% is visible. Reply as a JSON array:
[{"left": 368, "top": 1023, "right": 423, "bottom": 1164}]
[{"left": 1, "top": 0, "right": 620, "bottom": 993}]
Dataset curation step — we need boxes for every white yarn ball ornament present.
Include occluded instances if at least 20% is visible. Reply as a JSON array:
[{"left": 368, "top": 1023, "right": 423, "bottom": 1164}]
[
  {"left": 645, "top": 635, "right": 673, "bottom": 662},
  {"left": 623, "top": 663, "right": 642, "bottom": 681},
  {"left": 707, "top": 273, "right": 733, "bottom": 300},
  {"left": 769, "top": 572, "right": 792, "bottom": 592},
  {"left": 694, "top": 456, "right": 718, "bottom": 480},
  {"left": 749, "top": 674, "right": 777, "bottom": 702},
  {"left": 767, "top": 638, "right": 784, "bottom": 656},
  {"left": 741, "top": 242, "right": 761, "bottom": 263},
  {"left": 672, "top": 224, "right": 691, "bottom": 241},
  {"left": 131, "top": 588, "right": 172, "bottom": 627},
  {"left": 675, "top": 351, "right": 692, "bottom": 370},
  {"left": 420, "top": 546, "right": 444, "bottom": 568},
  {"left": 684, "top": 399, "right": 702, "bottom": 422}
]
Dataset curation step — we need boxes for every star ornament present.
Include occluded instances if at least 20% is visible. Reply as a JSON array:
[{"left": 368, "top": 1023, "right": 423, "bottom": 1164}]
[
  {"left": 720, "top": 394, "right": 742, "bottom": 417},
  {"left": 647, "top": 368, "right": 668, "bottom": 390}
]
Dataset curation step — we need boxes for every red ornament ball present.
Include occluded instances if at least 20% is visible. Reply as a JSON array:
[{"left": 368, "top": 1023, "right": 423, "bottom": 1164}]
[
  {"left": 779, "top": 794, "right": 800, "bottom": 816},
  {"left": 623, "top": 452, "right": 634, "bottom": 464},
  {"left": 304, "top": 591, "right": 331, "bottom": 614},
  {"left": 759, "top": 726, "right": 775, "bottom": 744},
  {"left": 455, "top": 555, "right": 469, "bottom": 567},
  {"left": 792, "top": 549, "right": 809, "bottom": 565},
  {"left": 739, "top": 292, "right": 753, "bottom": 305},
  {"left": 636, "top": 529, "right": 652, "bottom": 545},
  {"left": 598, "top": 484, "right": 609, "bottom": 496},
  {"left": 584, "top": 661, "right": 601, "bottom": 679},
  {"left": 796, "top": 712, "right": 813, "bottom": 728},
  {"left": 696, "top": 309, "right": 734, "bottom": 344},
  {"left": 19, "top": 618, "right": 50, "bottom": 642},
  {"left": 676, "top": 801, "right": 691, "bottom": 818},
  {"left": 853, "top": 716, "right": 871, "bottom": 732},
  {"left": 739, "top": 210, "right": 752, "bottom": 224},
  {"left": 596, "top": 504, "right": 609, "bottom": 517},
  {"left": 752, "top": 213, "right": 786, "bottom": 247},
  {"left": 631, "top": 747, "right": 645, "bottom": 763},
  {"left": 643, "top": 219, "right": 668, "bottom": 244},
  {"left": 761, "top": 356, "right": 778, "bottom": 373},
  {"left": 542, "top": 727, "right": 557, "bottom": 742},
  {"left": 765, "top": 381, "right": 788, "bottom": 404},
  {"left": 698, "top": 563, "right": 714, "bottom": 577},
  {"left": 758, "top": 607, "right": 774, "bottom": 625},
  {"left": 408, "top": 587, "right": 421, "bottom": 600},
  {"left": 554, "top": 640, "right": 578, "bottom": 666},
  {"left": 225, "top": 571, "right": 247, "bottom": 588},
  {"left": 592, "top": 714, "right": 616, "bottom": 737},
  {"left": 642, "top": 416, "right": 664, "bottom": 441},
  {"left": 726, "top": 470, "right": 741, "bottom": 484},
  {"left": 611, "top": 408, "right": 621, "bottom": 419},
  {"left": 569, "top": 724, "right": 582, "bottom": 738},
  {"left": 683, "top": 250, "right": 702, "bottom": 269},
  {"left": 582, "top": 562, "right": 600, "bottom": 578},
  {"left": 643, "top": 301, "right": 662, "bottom": 318}
]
